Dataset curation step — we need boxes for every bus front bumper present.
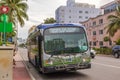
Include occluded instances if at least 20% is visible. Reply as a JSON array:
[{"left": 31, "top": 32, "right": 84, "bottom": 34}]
[{"left": 43, "top": 63, "right": 91, "bottom": 73}]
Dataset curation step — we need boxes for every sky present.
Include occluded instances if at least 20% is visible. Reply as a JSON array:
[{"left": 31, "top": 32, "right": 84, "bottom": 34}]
[{"left": 18, "top": 0, "right": 114, "bottom": 39}]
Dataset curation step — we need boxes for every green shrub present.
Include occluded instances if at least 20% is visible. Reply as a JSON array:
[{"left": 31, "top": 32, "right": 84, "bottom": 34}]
[
  {"left": 92, "top": 47, "right": 112, "bottom": 55},
  {"left": 116, "top": 38, "right": 120, "bottom": 45},
  {"left": 0, "top": 41, "right": 2, "bottom": 46},
  {"left": 99, "top": 48, "right": 112, "bottom": 55}
]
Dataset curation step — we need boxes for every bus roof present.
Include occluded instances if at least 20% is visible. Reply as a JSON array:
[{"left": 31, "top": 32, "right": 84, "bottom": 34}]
[{"left": 37, "top": 23, "right": 84, "bottom": 29}]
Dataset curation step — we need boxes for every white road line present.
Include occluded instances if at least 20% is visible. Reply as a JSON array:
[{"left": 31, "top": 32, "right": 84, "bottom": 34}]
[{"left": 92, "top": 62, "right": 120, "bottom": 69}]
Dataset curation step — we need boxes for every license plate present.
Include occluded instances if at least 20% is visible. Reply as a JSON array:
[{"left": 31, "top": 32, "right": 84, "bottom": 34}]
[{"left": 66, "top": 58, "right": 72, "bottom": 62}]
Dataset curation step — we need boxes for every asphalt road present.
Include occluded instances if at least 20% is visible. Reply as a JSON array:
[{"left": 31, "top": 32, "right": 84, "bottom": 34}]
[{"left": 19, "top": 48, "right": 120, "bottom": 80}]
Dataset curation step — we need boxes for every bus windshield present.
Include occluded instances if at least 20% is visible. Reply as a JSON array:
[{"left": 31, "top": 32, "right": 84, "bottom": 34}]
[{"left": 44, "top": 27, "right": 88, "bottom": 55}]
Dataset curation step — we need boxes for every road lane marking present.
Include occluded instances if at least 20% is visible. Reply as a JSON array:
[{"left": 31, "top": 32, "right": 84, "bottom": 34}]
[{"left": 92, "top": 62, "right": 120, "bottom": 69}]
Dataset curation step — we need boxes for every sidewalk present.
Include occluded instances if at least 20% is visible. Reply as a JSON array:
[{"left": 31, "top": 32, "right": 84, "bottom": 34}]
[{"left": 13, "top": 52, "right": 31, "bottom": 80}]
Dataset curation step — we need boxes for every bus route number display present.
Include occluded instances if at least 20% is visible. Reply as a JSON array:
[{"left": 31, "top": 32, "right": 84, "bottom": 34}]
[{"left": 49, "top": 27, "right": 80, "bottom": 33}]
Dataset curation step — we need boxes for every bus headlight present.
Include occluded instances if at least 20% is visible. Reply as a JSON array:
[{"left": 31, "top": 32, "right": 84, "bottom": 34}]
[
  {"left": 82, "top": 58, "right": 90, "bottom": 63},
  {"left": 45, "top": 60, "right": 53, "bottom": 65},
  {"left": 83, "top": 58, "right": 86, "bottom": 62}
]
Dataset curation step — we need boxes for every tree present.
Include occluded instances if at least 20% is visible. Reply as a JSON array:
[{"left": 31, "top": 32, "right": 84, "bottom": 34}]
[
  {"left": 0, "top": 0, "right": 29, "bottom": 27},
  {"left": 104, "top": 36, "right": 110, "bottom": 47},
  {"left": 104, "top": 36, "right": 110, "bottom": 42},
  {"left": 106, "top": 4, "right": 120, "bottom": 37},
  {"left": 44, "top": 17, "right": 56, "bottom": 24},
  {"left": 6, "top": 31, "right": 16, "bottom": 38},
  {"left": 0, "top": 0, "right": 29, "bottom": 45},
  {"left": 116, "top": 38, "right": 120, "bottom": 45}
]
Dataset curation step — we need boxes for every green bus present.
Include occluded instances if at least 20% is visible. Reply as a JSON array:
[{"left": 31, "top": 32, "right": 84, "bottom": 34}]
[{"left": 27, "top": 23, "right": 91, "bottom": 73}]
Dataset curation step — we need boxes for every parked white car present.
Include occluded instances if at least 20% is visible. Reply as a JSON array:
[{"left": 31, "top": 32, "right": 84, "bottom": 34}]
[{"left": 90, "top": 49, "right": 96, "bottom": 58}]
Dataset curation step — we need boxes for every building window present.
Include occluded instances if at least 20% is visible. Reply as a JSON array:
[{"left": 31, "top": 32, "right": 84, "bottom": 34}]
[
  {"left": 85, "top": 11, "right": 88, "bottom": 14},
  {"left": 93, "top": 21, "right": 96, "bottom": 26},
  {"left": 79, "top": 11, "right": 82, "bottom": 13},
  {"left": 99, "top": 41, "right": 103, "bottom": 46},
  {"left": 99, "top": 30, "right": 103, "bottom": 34},
  {"left": 61, "top": 10, "right": 64, "bottom": 12},
  {"left": 109, "top": 40, "right": 112, "bottom": 46},
  {"left": 93, "top": 31, "right": 96, "bottom": 35},
  {"left": 69, "top": 16, "right": 71, "bottom": 18},
  {"left": 93, "top": 42, "right": 96, "bottom": 46},
  {"left": 79, "top": 16, "right": 82, "bottom": 18},
  {"left": 61, "top": 21, "right": 64, "bottom": 23},
  {"left": 69, "top": 10, "right": 71, "bottom": 12},
  {"left": 85, "top": 16, "right": 88, "bottom": 19},
  {"left": 89, "top": 41, "right": 92, "bottom": 46},
  {"left": 104, "top": 9, "right": 110, "bottom": 14},
  {"left": 99, "top": 19, "right": 103, "bottom": 24}
]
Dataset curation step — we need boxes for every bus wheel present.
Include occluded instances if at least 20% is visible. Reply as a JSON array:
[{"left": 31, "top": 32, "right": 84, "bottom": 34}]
[
  {"left": 40, "top": 69, "right": 45, "bottom": 74},
  {"left": 40, "top": 68, "right": 48, "bottom": 74}
]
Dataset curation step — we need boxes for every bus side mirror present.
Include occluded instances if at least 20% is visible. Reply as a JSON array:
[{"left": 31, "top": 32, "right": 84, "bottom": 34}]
[{"left": 39, "top": 35, "right": 43, "bottom": 41}]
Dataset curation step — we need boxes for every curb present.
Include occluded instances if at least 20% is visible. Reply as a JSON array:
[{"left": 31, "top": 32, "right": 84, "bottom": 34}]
[
  {"left": 19, "top": 52, "right": 36, "bottom": 80},
  {"left": 97, "top": 54, "right": 113, "bottom": 57}
]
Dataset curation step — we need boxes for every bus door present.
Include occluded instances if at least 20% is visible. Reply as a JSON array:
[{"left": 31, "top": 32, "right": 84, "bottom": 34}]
[{"left": 38, "top": 35, "right": 42, "bottom": 68}]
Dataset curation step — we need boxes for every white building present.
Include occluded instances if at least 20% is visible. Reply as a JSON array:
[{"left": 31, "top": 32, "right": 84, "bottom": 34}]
[{"left": 55, "top": 0, "right": 102, "bottom": 23}]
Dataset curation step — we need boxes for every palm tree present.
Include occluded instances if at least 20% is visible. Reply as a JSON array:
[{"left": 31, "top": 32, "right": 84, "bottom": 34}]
[
  {"left": 0, "top": 0, "right": 28, "bottom": 45},
  {"left": 0, "top": 0, "right": 28, "bottom": 27},
  {"left": 106, "top": 5, "right": 120, "bottom": 37}
]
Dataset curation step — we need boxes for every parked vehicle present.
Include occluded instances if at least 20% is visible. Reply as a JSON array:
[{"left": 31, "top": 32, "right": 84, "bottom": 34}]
[
  {"left": 90, "top": 49, "right": 96, "bottom": 58},
  {"left": 112, "top": 45, "right": 120, "bottom": 58}
]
